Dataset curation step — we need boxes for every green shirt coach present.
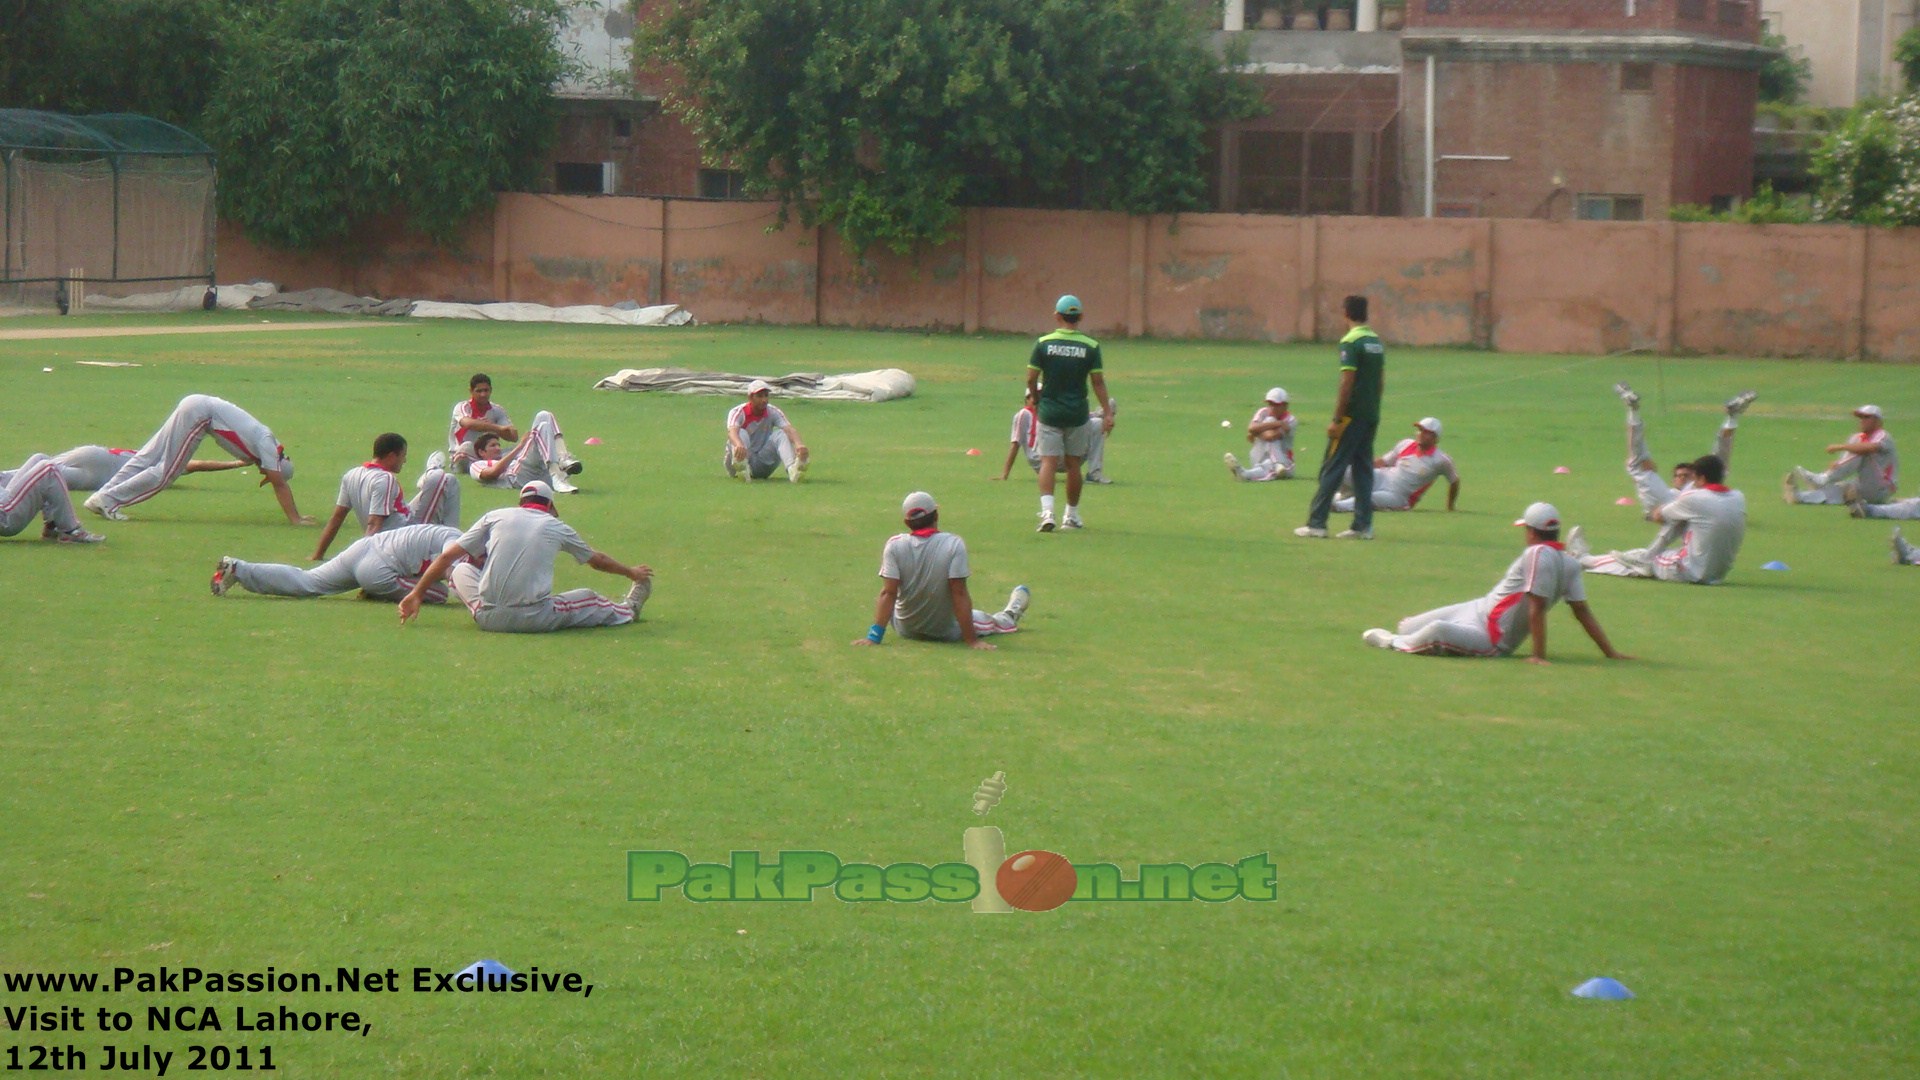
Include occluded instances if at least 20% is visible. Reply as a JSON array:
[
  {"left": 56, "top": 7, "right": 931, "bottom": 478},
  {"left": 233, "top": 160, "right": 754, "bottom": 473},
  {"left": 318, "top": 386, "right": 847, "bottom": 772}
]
[
  {"left": 1337, "top": 323, "right": 1385, "bottom": 426},
  {"left": 1023, "top": 294, "right": 1114, "bottom": 532},
  {"left": 1029, "top": 330, "right": 1104, "bottom": 428}
]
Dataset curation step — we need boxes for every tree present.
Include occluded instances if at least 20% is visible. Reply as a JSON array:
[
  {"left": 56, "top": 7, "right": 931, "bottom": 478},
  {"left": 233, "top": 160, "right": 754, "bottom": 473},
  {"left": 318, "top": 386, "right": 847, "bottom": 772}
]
[
  {"left": 0, "top": 0, "right": 221, "bottom": 127},
  {"left": 640, "top": 0, "right": 1258, "bottom": 255},
  {"left": 1895, "top": 25, "right": 1920, "bottom": 93},
  {"left": 1810, "top": 93, "right": 1920, "bottom": 226},
  {"left": 202, "top": 0, "right": 571, "bottom": 249},
  {"left": 1759, "top": 31, "right": 1812, "bottom": 106}
]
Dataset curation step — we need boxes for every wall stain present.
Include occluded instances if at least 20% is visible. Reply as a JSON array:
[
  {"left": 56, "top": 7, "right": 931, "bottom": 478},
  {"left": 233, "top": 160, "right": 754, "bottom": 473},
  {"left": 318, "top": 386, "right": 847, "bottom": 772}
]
[
  {"left": 1160, "top": 256, "right": 1230, "bottom": 285},
  {"left": 984, "top": 255, "right": 1019, "bottom": 278}
]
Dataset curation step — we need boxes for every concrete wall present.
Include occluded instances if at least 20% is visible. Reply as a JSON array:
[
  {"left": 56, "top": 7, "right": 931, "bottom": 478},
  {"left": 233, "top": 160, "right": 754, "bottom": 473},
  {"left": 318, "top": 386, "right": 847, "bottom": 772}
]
[{"left": 218, "top": 196, "right": 1920, "bottom": 361}]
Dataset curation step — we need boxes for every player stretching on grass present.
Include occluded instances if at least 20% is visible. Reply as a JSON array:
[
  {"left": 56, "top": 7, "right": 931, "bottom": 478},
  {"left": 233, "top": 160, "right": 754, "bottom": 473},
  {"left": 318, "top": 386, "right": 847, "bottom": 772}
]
[
  {"left": 1225, "top": 387, "right": 1297, "bottom": 482},
  {"left": 448, "top": 373, "right": 517, "bottom": 470},
  {"left": 312, "top": 433, "right": 411, "bottom": 560},
  {"left": 1332, "top": 417, "right": 1458, "bottom": 513},
  {"left": 1570, "top": 454, "right": 1746, "bottom": 585},
  {"left": 853, "top": 492, "right": 1029, "bottom": 650},
  {"left": 1, "top": 453, "right": 104, "bottom": 543},
  {"left": 27, "top": 445, "right": 248, "bottom": 491},
  {"left": 1362, "top": 503, "right": 1627, "bottom": 663},
  {"left": 1612, "top": 382, "right": 1754, "bottom": 516},
  {"left": 84, "top": 394, "right": 309, "bottom": 524},
  {"left": 725, "top": 380, "right": 809, "bottom": 482},
  {"left": 398, "top": 481, "right": 650, "bottom": 633},
  {"left": 214, "top": 524, "right": 464, "bottom": 602},
  {"left": 1027, "top": 295, "right": 1112, "bottom": 531},
  {"left": 1784, "top": 405, "right": 1897, "bottom": 506}
]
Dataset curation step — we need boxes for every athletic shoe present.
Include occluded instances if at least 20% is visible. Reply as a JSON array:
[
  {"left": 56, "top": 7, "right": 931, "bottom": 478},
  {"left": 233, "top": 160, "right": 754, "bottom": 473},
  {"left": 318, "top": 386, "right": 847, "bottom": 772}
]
[
  {"left": 1725, "top": 390, "right": 1757, "bottom": 417},
  {"left": 624, "top": 577, "right": 652, "bottom": 617},
  {"left": 1224, "top": 452, "right": 1243, "bottom": 480},
  {"left": 1362, "top": 628, "right": 1395, "bottom": 650},
  {"left": 41, "top": 521, "right": 57, "bottom": 540},
  {"left": 210, "top": 556, "right": 238, "bottom": 596},
  {"left": 83, "top": 493, "right": 128, "bottom": 521},
  {"left": 1336, "top": 528, "right": 1373, "bottom": 540},
  {"left": 562, "top": 458, "right": 584, "bottom": 477},
  {"left": 1061, "top": 515, "right": 1085, "bottom": 530},
  {"left": 1567, "top": 525, "right": 1590, "bottom": 558},
  {"left": 1294, "top": 526, "right": 1328, "bottom": 538},
  {"left": 1894, "top": 527, "right": 1916, "bottom": 566},
  {"left": 1847, "top": 490, "right": 1867, "bottom": 518},
  {"left": 1037, "top": 512, "right": 1056, "bottom": 532},
  {"left": 790, "top": 450, "right": 809, "bottom": 483},
  {"left": 551, "top": 476, "right": 580, "bottom": 494},
  {"left": 1781, "top": 470, "right": 1801, "bottom": 505},
  {"left": 1004, "top": 585, "right": 1031, "bottom": 624},
  {"left": 1087, "top": 473, "right": 1112, "bottom": 485},
  {"left": 1613, "top": 382, "right": 1639, "bottom": 409},
  {"left": 53, "top": 527, "right": 104, "bottom": 544}
]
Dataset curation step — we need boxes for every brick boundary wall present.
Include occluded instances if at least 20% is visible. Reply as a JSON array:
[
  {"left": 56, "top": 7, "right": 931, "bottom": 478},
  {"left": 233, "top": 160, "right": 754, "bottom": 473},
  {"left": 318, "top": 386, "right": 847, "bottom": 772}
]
[{"left": 217, "top": 194, "right": 1920, "bottom": 361}]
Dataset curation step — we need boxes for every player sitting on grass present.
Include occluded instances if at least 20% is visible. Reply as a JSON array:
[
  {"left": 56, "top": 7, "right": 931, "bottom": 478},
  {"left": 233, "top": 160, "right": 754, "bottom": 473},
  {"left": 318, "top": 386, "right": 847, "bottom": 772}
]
[
  {"left": 468, "top": 415, "right": 583, "bottom": 495},
  {"left": 854, "top": 491, "right": 1030, "bottom": 651},
  {"left": 1225, "top": 387, "right": 1297, "bottom": 482},
  {"left": 1613, "top": 382, "right": 1753, "bottom": 517},
  {"left": 1331, "top": 417, "right": 1457, "bottom": 512},
  {"left": 1570, "top": 453, "right": 1746, "bottom": 585},
  {"left": 214, "top": 524, "right": 465, "bottom": 602},
  {"left": 1784, "top": 405, "right": 1897, "bottom": 506},
  {"left": 448, "top": 372, "right": 517, "bottom": 471},
  {"left": 1362, "top": 502, "right": 1626, "bottom": 663},
  {"left": 997, "top": 386, "right": 1044, "bottom": 481},
  {"left": 725, "top": 380, "right": 810, "bottom": 482},
  {"left": 1, "top": 453, "right": 105, "bottom": 543},
  {"left": 312, "top": 433, "right": 411, "bottom": 561},
  {"left": 399, "top": 481, "right": 650, "bottom": 634}
]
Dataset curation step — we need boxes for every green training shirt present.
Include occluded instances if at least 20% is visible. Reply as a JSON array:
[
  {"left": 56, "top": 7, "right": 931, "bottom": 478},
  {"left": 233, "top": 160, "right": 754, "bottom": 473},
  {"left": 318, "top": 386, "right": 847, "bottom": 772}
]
[
  {"left": 1337, "top": 324, "right": 1384, "bottom": 425},
  {"left": 1028, "top": 329, "right": 1104, "bottom": 428}
]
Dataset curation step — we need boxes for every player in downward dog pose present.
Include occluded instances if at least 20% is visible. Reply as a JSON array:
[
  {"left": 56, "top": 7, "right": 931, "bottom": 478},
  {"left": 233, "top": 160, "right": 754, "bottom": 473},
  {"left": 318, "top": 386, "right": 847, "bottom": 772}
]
[
  {"left": 1784, "top": 405, "right": 1898, "bottom": 506},
  {"left": 1331, "top": 417, "right": 1457, "bottom": 512},
  {"left": 1613, "top": 382, "right": 1754, "bottom": 516},
  {"left": 84, "top": 394, "right": 309, "bottom": 524},
  {"left": 853, "top": 491, "right": 1030, "bottom": 650},
  {"left": 21, "top": 446, "right": 248, "bottom": 491},
  {"left": 1362, "top": 503, "right": 1627, "bottom": 663},
  {"left": 0, "top": 453, "right": 105, "bottom": 543},
  {"left": 725, "top": 380, "right": 810, "bottom": 482},
  {"left": 1225, "top": 387, "right": 1297, "bottom": 482},
  {"left": 213, "top": 524, "right": 465, "bottom": 603},
  {"left": 399, "top": 481, "right": 650, "bottom": 634},
  {"left": 312, "top": 433, "right": 411, "bottom": 561},
  {"left": 1571, "top": 453, "right": 1747, "bottom": 585}
]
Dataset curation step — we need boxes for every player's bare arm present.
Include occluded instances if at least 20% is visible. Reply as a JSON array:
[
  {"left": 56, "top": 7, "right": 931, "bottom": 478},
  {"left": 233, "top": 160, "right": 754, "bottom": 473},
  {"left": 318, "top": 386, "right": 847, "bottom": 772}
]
[
  {"left": 783, "top": 423, "right": 807, "bottom": 459},
  {"left": 1525, "top": 594, "right": 1551, "bottom": 664},
  {"left": 184, "top": 459, "right": 250, "bottom": 474},
  {"left": 1569, "top": 600, "right": 1629, "bottom": 659},
  {"left": 398, "top": 544, "right": 471, "bottom": 623},
  {"left": 997, "top": 441, "right": 1020, "bottom": 480},
  {"left": 1447, "top": 479, "right": 1460, "bottom": 511},
  {"left": 853, "top": 579, "right": 900, "bottom": 645},
  {"left": 949, "top": 577, "right": 994, "bottom": 650},
  {"left": 585, "top": 551, "right": 652, "bottom": 583},
  {"left": 312, "top": 505, "right": 352, "bottom": 560},
  {"left": 1827, "top": 439, "right": 1878, "bottom": 455},
  {"left": 262, "top": 470, "right": 314, "bottom": 526}
]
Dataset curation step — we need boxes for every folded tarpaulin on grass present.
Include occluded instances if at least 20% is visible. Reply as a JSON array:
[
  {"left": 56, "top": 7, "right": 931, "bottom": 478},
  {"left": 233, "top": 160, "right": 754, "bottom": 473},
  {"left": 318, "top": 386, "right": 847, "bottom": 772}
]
[
  {"left": 594, "top": 367, "right": 916, "bottom": 402},
  {"left": 249, "top": 287, "right": 415, "bottom": 316},
  {"left": 411, "top": 300, "right": 694, "bottom": 326},
  {"left": 90, "top": 282, "right": 279, "bottom": 311}
]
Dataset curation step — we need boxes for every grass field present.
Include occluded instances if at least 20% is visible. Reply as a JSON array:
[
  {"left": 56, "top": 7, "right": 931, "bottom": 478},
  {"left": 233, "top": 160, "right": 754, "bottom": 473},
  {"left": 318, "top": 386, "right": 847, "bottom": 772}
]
[{"left": 2, "top": 313, "right": 1915, "bottom": 1077}]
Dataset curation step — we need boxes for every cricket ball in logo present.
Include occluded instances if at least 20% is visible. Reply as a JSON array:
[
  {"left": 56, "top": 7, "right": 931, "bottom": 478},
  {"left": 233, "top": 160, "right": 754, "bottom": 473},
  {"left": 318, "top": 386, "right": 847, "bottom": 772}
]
[{"left": 996, "top": 850, "right": 1077, "bottom": 912}]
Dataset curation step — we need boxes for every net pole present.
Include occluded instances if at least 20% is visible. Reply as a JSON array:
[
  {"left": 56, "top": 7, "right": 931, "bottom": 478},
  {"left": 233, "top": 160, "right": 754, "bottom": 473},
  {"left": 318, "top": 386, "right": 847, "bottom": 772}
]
[{"left": 111, "top": 154, "right": 121, "bottom": 282}]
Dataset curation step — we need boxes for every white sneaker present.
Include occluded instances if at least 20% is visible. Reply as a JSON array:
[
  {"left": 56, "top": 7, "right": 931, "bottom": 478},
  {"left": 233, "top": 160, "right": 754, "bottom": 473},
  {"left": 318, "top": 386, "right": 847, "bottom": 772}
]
[
  {"left": 1037, "top": 512, "right": 1056, "bottom": 532},
  {"left": 1004, "top": 585, "right": 1031, "bottom": 623},
  {"left": 1061, "top": 515, "right": 1085, "bottom": 530},
  {"left": 1224, "top": 452, "right": 1243, "bottom": 480},
  {"left": 624, "top": 577, "right": 652, "bottom": 617},
  {"left": 561, "top": 457, "right": 584, "bottom": 477},
  {"left": 1362, "top": 628, "right": 1395, "bottom": 650},
  {"left": 211, "top": 556, "right": 238, "bottom": 596},
  {"left": 1086, "top": 473, "right": 1112, "bottom": 485},
  {"left": 1725, "top": 390, "right": 1757, "bottom": 417},
  {"left": 1567, "top": 525, "right": 1590, "bottom": 558},
  {"left": 1613, "top": 382, "right": 1639, "bottom": 408},
  {"left": 1336, "top": 528, "right": 1373, "bottom": 540},
  {"left": 1895, "top": 527, "right": 1915, "bottom": 566},
  {"left": 551, "top": 476, "right": 580, "bottom": 494},
  {"left": 53, "top": 526, "right": 105, "bottom": 544},
  {"left": 1781, "top": 470, "right": 1801, "bottom": 505},
  {"left": 1294, "top": 526, "right": 1327, "bottom": 538},
  {"left": 790, "top": 451, "right": 809, "bottom": 483},
  {"left": 84, "top": 494, "right": 128, "bottom": 521}
]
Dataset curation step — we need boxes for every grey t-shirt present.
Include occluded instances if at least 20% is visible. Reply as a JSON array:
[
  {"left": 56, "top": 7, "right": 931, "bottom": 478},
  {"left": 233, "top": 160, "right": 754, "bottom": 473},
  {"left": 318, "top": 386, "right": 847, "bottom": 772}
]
[
  {"left": 879, "top": 530, "right": 971, "bottom": 642},
  {"left": 456, "top": 507, "right": 594, "bottom": 608}
]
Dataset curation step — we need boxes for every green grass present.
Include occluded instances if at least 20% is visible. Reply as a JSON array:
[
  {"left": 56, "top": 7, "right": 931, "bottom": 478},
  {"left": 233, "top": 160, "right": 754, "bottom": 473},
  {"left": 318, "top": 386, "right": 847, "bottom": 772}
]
[{"left": 2, "top": 314, "right": 1916, "bottom": 1077}]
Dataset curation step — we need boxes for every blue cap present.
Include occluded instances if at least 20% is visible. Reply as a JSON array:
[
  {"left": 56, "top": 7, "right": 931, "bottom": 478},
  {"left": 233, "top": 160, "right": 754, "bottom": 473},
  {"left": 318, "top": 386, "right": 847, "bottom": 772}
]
[{"left": 1055, "top": 295, "right": 1083, "bottom": 316}]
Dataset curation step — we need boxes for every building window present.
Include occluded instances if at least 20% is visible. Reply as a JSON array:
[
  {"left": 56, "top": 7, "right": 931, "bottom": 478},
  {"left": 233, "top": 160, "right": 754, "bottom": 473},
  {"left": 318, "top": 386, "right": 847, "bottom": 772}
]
[
  {"left": 1718, "top": 0, "right": 1745, "bottom": 25},
  {"left": 698, "top": 168, "right": 749, "bottom": 200},
  {"left": 1679, "top": 0, "right": 1707, "bottom": 19},
  {"left": 555, "top": 161, "right": 613, "bottom": 194},
  {"left": 612, "top": 117, "right": 633, "bottom": 139},
  {"left": 1621, "top": 63, "right": 1654, "bottom": 92},
  {"left": 1576, "top": 194, "right": 1645, "bottom": 221},
  {"left": 1709, "top": 195, "right": 1735, "bottom": 214}
]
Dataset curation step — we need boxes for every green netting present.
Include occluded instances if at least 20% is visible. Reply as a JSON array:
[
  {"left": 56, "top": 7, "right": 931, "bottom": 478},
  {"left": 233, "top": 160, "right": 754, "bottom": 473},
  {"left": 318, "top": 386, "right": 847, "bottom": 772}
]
[{"left": 0, "top": 110, "right": 213, "bottom": 157}]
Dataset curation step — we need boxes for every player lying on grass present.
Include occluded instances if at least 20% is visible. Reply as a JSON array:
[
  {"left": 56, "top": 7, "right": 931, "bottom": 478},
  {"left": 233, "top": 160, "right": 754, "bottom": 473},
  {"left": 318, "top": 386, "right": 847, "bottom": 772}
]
[
  {"left": 83, "top": 394, "right": 310, "bottom": 525},
  {"left": 312, "top": 433, "right": 410, "bottom": 561},
  {"left": 214, "top": 524, "right": 464, "bottom": 602},
  {"left": 467, "top": 411, "right": 584, "bottom": 494},
  {"left": 1570, "top": 453, "right": 1746, "bottom": 585},
  {"left": 725, "top": 380, "right": 810, "bottom": 482},
  {"left": 1330, "top": 416, "right": 1457, "bottom": 512},
  {"left": 399, "top": 481, "right": 650, "bottom": 634},
  {"left": 1784, "top": 405, "right": 1898, "bottom": 506},
  {"left": 1, "top": 453, "right": 105, "bottom": 543},
  {"left": 1362, "top": 502, "right": 1627, "bottom": 664},
  {"left": 854, "top": 491, "right": 1029, "bottom": 651},
  {"left": 1613, "top": 382, "right": 1753, "bottom": 516},
  {"left": 25, "top": 445, "right": 248, "bottom": 491},
  {"left": 1225, "top": 387, "right": 1297, "bottom": 482}
]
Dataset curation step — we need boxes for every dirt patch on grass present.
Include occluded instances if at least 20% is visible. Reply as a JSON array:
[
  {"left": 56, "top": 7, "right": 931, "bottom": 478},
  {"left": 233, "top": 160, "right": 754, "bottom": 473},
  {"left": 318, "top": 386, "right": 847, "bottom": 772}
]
[{"left": 0, "top": 321, "right": 401, "bottom": 342}]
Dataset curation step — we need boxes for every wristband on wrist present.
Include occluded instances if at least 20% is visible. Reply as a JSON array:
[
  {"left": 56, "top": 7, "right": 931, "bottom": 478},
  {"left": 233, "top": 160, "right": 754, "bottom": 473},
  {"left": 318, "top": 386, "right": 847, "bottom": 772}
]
[{"left": 867, "top": 624, "right": 885, "bottom": 644}]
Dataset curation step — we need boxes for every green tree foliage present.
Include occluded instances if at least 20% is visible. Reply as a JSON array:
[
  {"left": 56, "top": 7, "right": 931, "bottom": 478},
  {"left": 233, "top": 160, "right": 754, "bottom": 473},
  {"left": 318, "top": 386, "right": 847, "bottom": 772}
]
[
  {"left": 202, "top": 0, "right": 570, "bottom": 249},
  {"left": 1759, "top": 31, "right": 1812, "bottom": 106},
  {"left": 1810, "top": 93, "right": 1920, "bottom": 226},
  {"left": 641, "top": 0, "right": 1259, "bottom": 255},
  {"left": 1668, "top": 184, "right": 1814, "bottom": 224},
  {"left": 0, "top": 0, "right": 221, "bottom": 127},
  {"left": 1895, "top": 26, "right": 1920, "bottom": 92}
]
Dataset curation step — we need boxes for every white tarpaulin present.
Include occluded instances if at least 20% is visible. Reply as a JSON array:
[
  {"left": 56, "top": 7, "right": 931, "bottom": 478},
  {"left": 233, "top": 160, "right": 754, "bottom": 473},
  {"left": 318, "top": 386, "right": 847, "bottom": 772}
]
[
  {"left": 595, "top": 367, "right": 915, "bottom": 403},
  {"left": 89, "top": 281, "right": 279, "bottom": 311},
  {"left": 411, "top": 301, "right": 695, "bottom": 326}
]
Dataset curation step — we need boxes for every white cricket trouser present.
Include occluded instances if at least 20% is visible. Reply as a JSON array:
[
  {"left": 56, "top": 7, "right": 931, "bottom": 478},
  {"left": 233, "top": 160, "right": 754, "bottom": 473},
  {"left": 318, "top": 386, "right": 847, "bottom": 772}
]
[
  {"left": 1581, "top": 548, "right": 1696, "bottom": 583},
  {"left": 729, "top": 429, "right": 798, "bottom": 480},
  {"left": 1793, "top": 456, "right": 1891, "bottom": 504},
  {"left": 93, "top": 394, "right": 254, "bottom": 510},
  {"left": 232, "top": 540, "right": 443, "bottom": 602},
  {"left": 54, "top": 446, "right": 125, "bottom": 491},
  {"left": 1627, "top": 414, "right": 1734, "bottom": 513},
  {"left": 1, "top": 454, "right": 83, "bottom": 537},
  {"left": 448, "top": 563, "right": 632, "bottom": 633},
  {"left": 897, "top": 609, "right": 1020, "bottom": 642},
  {"left": 1389, "top": 600, "right": 1501, "bottom": 657},
  {"left": 1084, "top": 423, "right": 1109, "bottom": 479},
  {"left": 1859, "top": 496, "right": 1920, "bottom": 520},
  {"left": 1335, "top": 488, "right": 1408, "bottom": 512},
  {"left": 1235, "top": 441, "right": 1293, "bottom": 482},
  {"left": 503, "top": 411, "right": 570, "bottom": 488},
  {"left": 408, "top": 468, "right": 461, "bottom": 527}
]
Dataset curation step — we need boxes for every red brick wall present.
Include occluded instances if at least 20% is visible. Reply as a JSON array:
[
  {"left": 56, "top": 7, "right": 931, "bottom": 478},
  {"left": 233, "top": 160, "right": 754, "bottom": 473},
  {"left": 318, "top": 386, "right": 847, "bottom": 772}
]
[{"left": 1669, "top": 65, "right": 1757, "bottom": 207}]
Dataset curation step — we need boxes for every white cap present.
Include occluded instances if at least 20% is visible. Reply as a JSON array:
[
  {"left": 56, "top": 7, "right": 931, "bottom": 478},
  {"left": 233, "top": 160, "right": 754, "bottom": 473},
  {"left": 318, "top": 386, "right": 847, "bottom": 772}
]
[
  {"left": 1416, "top": 417, "right": 1442, "bottom": 435},
  {"left": 1513, "top": 502, "right": 1561, "bottom": 530},
  {"left": 1265, "top": 387, "right": 1289, "bottom": 404},
  {"left": 746, "top": 379, "right": 772, "bottom": 395},
  {"left": 272, "top": 451, "right": 294, "bottom": 481},
  {"left": 519, "top": 480, "right": 555, "bottom": 502},
  {"left": 1855, "top": 404, "right": 1883, "bottom": 418},
  {"left": 902, "top": 491, "right": 938, "bottom": 517}
]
